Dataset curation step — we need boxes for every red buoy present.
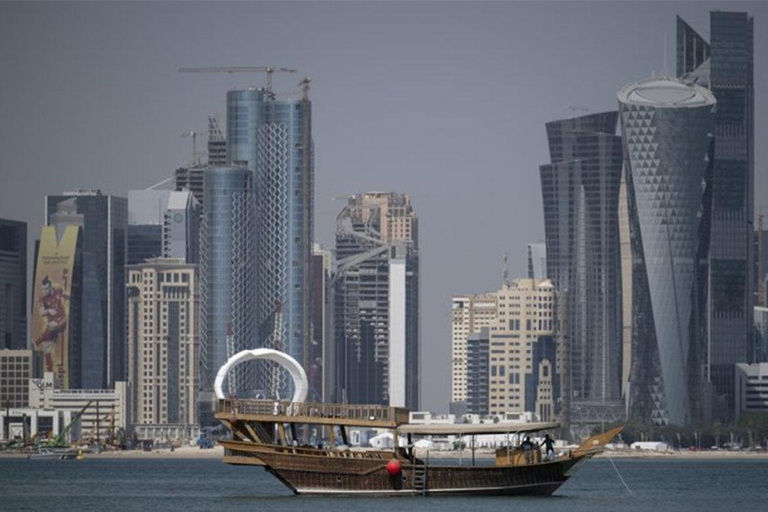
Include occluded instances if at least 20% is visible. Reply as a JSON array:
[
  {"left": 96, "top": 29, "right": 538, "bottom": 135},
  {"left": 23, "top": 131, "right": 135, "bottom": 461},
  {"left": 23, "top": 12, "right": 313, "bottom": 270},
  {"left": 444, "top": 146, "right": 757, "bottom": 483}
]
[{"left": 386, "top": 459, "right": 401, "bottom": 475}]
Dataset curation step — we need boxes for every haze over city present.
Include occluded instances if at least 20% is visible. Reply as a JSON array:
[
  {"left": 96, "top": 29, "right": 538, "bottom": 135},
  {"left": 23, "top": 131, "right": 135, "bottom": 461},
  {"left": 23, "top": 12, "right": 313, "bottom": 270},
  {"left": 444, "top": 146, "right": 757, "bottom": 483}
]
[{"left": 1, "top": 0, "right": 767, "bottom": 412}]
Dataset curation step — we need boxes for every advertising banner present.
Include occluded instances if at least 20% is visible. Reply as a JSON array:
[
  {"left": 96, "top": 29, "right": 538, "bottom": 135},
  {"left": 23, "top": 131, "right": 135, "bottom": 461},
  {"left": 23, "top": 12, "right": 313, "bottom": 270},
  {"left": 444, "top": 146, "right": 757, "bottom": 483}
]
[{"left": 31, "top": 225, "right": 78, "bottom": 389}]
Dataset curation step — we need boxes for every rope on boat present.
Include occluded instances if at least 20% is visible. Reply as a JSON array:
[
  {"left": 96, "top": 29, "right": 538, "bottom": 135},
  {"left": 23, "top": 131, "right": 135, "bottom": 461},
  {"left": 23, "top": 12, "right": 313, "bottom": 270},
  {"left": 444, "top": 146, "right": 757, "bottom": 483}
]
[{"left": 607, "top": 451, "right": 633, "bottom": 495}]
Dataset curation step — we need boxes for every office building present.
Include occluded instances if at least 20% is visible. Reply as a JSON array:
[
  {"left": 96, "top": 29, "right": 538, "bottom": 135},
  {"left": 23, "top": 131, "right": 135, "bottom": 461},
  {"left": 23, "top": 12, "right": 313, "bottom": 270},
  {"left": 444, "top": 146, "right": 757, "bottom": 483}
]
[
  {"left": 333, "top": 192, "right": 419, "bottom": 409},
  {"left": 163, "top": 191, "right": 200, "bottom": 263},
  {"left": 488, "top": 278, "right": 560, "bottom": 422},
  {"left": 127, "top": 258, "right": 198, "bottom": 427},
  {"left": 539, "top": 111, "right": 623, "bottom": 424},
  {"left": 451, "top": 293, "right": 498, "bottom": 410},
  {"left": 173, "top": 115, "right": 227, "bottom": 209},
  {"left": 128, "top": 190, "right": 200, "bottom": 265},
  {"left": 465, "top": 328, "right": 490, "bottom": 416},
  {"left": 526, "top": 243, "right": 547, "bottom": 280},
  {"left": 45, "top": 190, "right": 127, "bottom": 387},
  {"left": 198, "top": 167, "right": 257, "bottom": 422},
  {"left": 226, "top": 85, "right": 314, "bottom": 394},
  {"left": 618, "top": 77, "right": 716, "bottom": 425},
  {"left": 677, "top": 12, "right": 755, "bottom": 419},
  {"left": 31, "top": 218, "right": 86, "bottom": 389},
  {"left": 753, "top": 307, "right": 768, "bottom": 364},
  {"left": 0, "top": 349, "right": 31, "bottom": 408},
  {"left": 174, "top": 166, "right": 206, "bottom": 209},
  {"left": 734, "top": 363, "right": 768, "bottom": 420},
  {"left": 207, "top": 114, "right": 227, "bottom": 166},
  {"left": 0, "top": 219, "right": 26, "bottom": 350},
  {"left": 311, "top": 243, "right": 332, "bottom": 400},
  {"left": 28, "top": 372, "right": 129, "bottom": 439},
  {"left": 127, "top": 190, "right": 169, "bottom": 265}
]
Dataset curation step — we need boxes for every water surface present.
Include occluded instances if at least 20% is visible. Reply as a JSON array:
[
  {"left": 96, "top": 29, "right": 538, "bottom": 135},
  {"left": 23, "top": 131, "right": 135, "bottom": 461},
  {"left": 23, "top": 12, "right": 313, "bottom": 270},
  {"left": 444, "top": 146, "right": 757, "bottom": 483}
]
[{"left": 1, "top": 458, "right": 765, "bottom": 511}]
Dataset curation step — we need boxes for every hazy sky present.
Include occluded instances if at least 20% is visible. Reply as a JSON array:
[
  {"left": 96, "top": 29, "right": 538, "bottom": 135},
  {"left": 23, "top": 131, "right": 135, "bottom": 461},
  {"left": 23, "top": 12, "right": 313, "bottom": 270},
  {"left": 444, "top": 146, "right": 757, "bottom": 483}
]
[{"left": 1, "top": 1, "right": 765, "bottom": 412}]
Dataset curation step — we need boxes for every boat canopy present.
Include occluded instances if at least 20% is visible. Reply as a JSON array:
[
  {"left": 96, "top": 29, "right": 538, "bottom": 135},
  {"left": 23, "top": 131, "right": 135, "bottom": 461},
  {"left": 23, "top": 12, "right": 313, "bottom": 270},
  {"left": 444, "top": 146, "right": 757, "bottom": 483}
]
[{"left": 397, "top": 421, "right": 560, "bottom": 436}]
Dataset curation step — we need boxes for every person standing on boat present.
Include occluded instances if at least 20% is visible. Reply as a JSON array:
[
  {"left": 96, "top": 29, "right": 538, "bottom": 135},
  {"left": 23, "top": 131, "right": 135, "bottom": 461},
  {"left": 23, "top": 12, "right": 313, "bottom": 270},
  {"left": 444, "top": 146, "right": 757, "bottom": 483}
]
[
  {"left": 520, "top": 436, "right": 534, "bottom": 464},
  {"left": 542, "top": 434, "right": 556, "bottom": 461}
]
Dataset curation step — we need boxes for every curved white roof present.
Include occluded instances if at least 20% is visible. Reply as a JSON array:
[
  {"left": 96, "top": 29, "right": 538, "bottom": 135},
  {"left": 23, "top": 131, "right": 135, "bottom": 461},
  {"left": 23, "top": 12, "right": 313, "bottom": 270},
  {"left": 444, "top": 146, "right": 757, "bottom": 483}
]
[{"left": 618, "top": 77, "right": 715, "bottom": 108}]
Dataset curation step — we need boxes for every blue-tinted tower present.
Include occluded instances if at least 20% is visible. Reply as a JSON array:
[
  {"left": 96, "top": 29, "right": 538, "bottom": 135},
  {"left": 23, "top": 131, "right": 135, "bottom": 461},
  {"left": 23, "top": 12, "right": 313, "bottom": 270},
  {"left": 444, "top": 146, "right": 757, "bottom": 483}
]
[
  {"left": 227, "top": 85, "right": 313, "bottom": 394},
  {"left": 199, "top": 167, "right": 257, "bottom": 421}
]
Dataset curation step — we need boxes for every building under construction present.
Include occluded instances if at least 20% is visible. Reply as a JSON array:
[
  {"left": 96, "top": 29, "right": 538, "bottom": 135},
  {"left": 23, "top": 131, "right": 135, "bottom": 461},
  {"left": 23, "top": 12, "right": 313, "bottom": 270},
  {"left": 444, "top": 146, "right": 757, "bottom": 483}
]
[{"left": 332, "top": 192, "right": 419, "bottom": 410}]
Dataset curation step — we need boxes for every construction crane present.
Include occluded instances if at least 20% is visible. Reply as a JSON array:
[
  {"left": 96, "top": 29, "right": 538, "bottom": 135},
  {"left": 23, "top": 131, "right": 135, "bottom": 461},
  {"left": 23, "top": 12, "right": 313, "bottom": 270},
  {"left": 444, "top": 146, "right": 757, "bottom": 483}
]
[
  {"left": 40, "top": 400, "right": 93, "bottom": 448},
  {"left": 179, "top": 66, "right": 298, "bottom": 93},
  {"left": 181, "top": 130, "right": 204, "bottom": 166}
]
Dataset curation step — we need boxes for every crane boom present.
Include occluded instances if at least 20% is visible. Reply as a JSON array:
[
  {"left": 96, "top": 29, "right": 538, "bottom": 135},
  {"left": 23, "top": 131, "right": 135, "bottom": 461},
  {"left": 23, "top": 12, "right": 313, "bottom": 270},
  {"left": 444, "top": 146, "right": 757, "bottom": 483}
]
[{"left": 179, "top": 66, "right": 298, "bottom": 92}]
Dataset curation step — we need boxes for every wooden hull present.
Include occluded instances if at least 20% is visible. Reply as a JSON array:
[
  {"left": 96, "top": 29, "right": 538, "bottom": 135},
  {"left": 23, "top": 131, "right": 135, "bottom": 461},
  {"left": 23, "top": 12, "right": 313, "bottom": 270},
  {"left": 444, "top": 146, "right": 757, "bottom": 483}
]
[{"left": 221, "top": 440, "right": 584, "bottom": 496}]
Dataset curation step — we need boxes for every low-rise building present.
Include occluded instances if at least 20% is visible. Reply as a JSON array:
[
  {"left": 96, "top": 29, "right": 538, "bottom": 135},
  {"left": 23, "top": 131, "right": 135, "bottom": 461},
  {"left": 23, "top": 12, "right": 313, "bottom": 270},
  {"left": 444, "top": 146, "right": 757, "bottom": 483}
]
[
  {"left": 29, "top": 372, "right": 129, "bottom": 440},
  {"left": 735, "top": 363, "right": 768, "bottom": 420},
  {"left": 0, "top": 349, "right": 31, "bottom": 408}
]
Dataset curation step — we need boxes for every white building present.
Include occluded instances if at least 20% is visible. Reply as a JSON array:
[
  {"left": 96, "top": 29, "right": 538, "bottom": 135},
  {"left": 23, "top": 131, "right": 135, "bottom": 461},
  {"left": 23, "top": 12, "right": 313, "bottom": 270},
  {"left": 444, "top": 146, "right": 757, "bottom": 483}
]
[
  {"left": 28, "top": 372, "right": 129, "bottom": 440},
  {"left": 735, "top": 363, "right": 768, "bottom": 420},
  {"left": 451, "top": 293, "right": 498, "bottom": 407}
]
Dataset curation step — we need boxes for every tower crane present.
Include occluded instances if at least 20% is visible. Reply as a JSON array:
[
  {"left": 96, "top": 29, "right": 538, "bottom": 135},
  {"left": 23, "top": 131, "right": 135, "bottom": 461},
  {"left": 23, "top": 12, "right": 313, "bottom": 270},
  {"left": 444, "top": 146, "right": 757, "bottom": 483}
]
[
  {"left": 181, "top": 130, "right": 204, "bottom": 166},
  {"left": 179, "top": 66, "right": 298, "bottom": 93}
]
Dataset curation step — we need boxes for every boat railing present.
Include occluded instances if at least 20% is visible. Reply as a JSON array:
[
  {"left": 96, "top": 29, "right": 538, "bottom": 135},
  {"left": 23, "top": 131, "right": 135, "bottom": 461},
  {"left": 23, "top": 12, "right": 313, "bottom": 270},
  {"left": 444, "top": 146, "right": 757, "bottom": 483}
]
[{"left": 217, "top": 398, "right": 410, "bottom": 426}]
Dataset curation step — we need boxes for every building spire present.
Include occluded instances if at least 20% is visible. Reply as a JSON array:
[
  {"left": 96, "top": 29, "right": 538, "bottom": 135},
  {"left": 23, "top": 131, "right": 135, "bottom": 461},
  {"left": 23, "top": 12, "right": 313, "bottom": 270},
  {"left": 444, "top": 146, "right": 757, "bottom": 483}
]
[{"left": 502, "top": 252, "right": 509, "bottom": 288}]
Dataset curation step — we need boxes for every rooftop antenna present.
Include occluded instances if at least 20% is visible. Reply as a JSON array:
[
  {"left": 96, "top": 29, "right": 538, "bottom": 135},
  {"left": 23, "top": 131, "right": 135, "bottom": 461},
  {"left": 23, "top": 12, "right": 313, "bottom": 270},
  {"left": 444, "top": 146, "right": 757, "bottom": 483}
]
[
  {"left": 502, "top": 252, "right": 509, "bottom": 288},
  {"left": 759, "top": 209, "right": 765, "bottom": 307}
]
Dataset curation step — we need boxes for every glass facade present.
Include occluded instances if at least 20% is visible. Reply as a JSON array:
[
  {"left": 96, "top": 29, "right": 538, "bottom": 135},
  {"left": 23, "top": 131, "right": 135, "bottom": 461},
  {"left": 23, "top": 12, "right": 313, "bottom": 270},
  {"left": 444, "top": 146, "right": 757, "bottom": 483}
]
[
  {"left": 127, "top": 225, "right": 162, "bottom": 265},
  {"left": 0, "top": 219, "right": 27, "bottom": 350},
  {"left": 227, "top": 89, "right": 313, "bottom": 397},
  {"left": 676, "top": 11, "right": 755, "bottom": 420},
  {"left": 466, "top": 329, "right": 489, "bottom": 416},
  {"left": 46, "top": 192, "right": 127, "bottom": 387},
  {"left": 539, "top": 112, "right": 623, "bottom": 422},
  {"left": 619, "top": 77, "right": 716, "bottom": 426},
  {"left": 199, "top": 167, "right": 257, "bottom": 421}
]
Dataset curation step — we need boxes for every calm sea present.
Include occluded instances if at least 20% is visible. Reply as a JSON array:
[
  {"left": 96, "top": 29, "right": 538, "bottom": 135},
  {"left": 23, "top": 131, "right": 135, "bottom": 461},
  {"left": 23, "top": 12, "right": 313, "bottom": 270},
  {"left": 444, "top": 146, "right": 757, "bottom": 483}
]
[{"left": 1, "top": 457, "right": 766, "bottom": 511}]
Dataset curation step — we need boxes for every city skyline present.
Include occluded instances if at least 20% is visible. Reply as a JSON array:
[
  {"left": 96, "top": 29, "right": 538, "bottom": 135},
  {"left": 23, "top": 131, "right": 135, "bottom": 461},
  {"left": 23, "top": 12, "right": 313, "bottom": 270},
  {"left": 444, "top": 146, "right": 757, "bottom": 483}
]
[{"left": 1, "top": 1, "right": 766, "bottom": 412}]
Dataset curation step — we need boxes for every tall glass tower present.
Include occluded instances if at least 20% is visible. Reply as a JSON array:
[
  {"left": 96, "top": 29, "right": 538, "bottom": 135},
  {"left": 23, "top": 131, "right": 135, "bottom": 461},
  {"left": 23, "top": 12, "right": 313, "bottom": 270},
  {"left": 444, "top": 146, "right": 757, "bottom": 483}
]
[
  {"left": 619, "top": 77, "right": 716, "bottom": 426},
  {"left": 227, "top": 85, "right": 313, "bottom": 395},
  {"left": 676, "top": 11, "right": 754, "bottom": 419},
  {"left": 198, "top": 166, "right": 257, "bottom": 422},
  {"left": 45, "top": 190, "right": 127, "bottom": 388},
  {"left": 539, "top": 111, "right": 624, "bottom": 426}
]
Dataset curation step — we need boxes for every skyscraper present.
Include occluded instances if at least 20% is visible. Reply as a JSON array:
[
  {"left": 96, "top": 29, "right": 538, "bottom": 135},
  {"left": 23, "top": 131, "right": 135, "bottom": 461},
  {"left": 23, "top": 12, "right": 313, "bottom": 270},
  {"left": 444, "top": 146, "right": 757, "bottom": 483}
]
[
  {"left": 526, "top": 243, "right": 547, "bottom": 280},
  {"left": 226, "top": 84, "right": 313, "bottom": 390},
  {"left": 333, "top": 192, "right": 419, "bottom": 409},
  {"left": 163, "top": 191, "right": 200, "bottom": 264},
  {"left": 676, "top": 11, "right": 755, "bottom": 419},
  {"left": 45, "top": 190, "right": 127, "bottom": 387},
  {"left": 618, "top": 77, "right": 716, "bottom": 426},
  {"left": 0, "top": 219, "right": 26, "bottom": 350},
  {"left": 311, "top": 243, "right": 332, "bottom": 401},
  {"left": 539, "top": 111, "right": 623, "bottom": 424},
  {"left": 451, "top": 293, "right": 497, "bottom": 412},
  {"left": 127, "top": 258, "right": 199, "bottom": 427},
  {"left": 198, "top": 166, "right": 257, "bottom": 422},
  {"left": 127, "top": 190, "right": 169, "bottom": 266},
  {"left": 488, "top": 278, "right": 560, "bottom": 422}
]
